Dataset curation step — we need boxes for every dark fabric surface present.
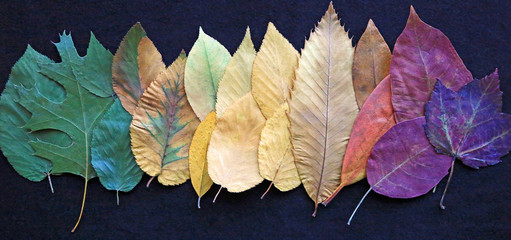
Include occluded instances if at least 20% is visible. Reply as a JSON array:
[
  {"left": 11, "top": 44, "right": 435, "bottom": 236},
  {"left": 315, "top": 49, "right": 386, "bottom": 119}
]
[{"left": 0, "top": 0, "right": 510, "bottom": 239}]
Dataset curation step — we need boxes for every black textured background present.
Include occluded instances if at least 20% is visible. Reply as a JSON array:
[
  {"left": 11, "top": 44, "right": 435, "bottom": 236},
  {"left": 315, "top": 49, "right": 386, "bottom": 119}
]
[{"left": 0, "top": 0, "right": 510, "bottom": 239}]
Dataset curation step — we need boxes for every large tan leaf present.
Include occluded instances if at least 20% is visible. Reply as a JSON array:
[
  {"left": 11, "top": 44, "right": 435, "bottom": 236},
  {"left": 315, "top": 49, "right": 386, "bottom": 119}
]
[
  {"left": 185, "top": 28, "right": 231, "bottom": 121},
  {"left": 352, "top": 19, "right": 391, "bottom": 108},
  {"left": 258, "top": 104, "right": 300, "bottom": 198},
  {"left": 189, "top": 111, "right": 216, "bottom": 208},
  {"left": 131, "top": 52, "right": 200, "bottom": 186},
  {"left": 207, "top": 93, "right": 265, "bottom": 197},
  {"left": 252, "top": 22, "right": 299, "bottom": 119},
  {"left": 289, "top": 3, "right": 358, "bottom": 216},
  {"left": 215, "top": 27, "right": 256, "bottom": 118}
]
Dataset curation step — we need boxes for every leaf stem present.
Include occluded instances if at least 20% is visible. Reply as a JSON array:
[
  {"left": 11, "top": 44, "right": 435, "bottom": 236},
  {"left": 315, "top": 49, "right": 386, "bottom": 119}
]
[
  {"left": 213, "top": 186, "right": 223, "bottom": 203},
  {"left": 312, "top": 204, "right": 318, "bottom": 217},
  {"left": 71, "top": 179, "right": 88, "bottom": 232},
  {"left": 261, "top": 182, "right": 274, "bottom": 199},
  {"left": 116, "top": 191, "right": 119, "bottom": 206},
  {"left": 347, "top": 187, "right": 372, "bottom": 225},
  {"left": 47, "top": 173, "right": 54, "bottom": 194},
  {"left": 439, "top": 158, "right": 456, "bottom": 210},
  {"left": 146, "top": 176, "right": 155, "bottom": 188},
  {"left": 197, "top": 197, "right": 201, "bottom": 209}
]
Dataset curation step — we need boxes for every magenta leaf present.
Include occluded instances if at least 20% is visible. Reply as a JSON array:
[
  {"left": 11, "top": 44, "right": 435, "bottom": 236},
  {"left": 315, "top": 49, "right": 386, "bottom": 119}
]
[
  {"left": 391, "top": 6, "right": 472, "bottom": 122},
  {"left": 425, "top": 70, "right": 511, "bottom": 169},
  {"left": 347, "top": 117, "right": 452, "bottom": 225},
  {"left": 367, "top": 117, "right": 452, "bottom": 198}
]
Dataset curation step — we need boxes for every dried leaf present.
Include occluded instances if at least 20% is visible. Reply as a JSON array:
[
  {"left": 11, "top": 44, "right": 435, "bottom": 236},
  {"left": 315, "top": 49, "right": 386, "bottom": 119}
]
[
  {"left": 324, "top": 75, "right": 395, "bottom": 205},
  {"left": 215, "top": 27, "right": 256, "bottom": 118},
  {"left": 425, "top": 71, "right": 511, "bottom": 209},
  {"left": 289, "top": 3, "right": 357, "bottom": 216},
  {"left": 252, "top": 22, "right": 299, "bottom": 119},
  {"left": 91, "top": 99, "right": 143, "bottom": 205},
  {"left": 185, "top": 28, "right": 231, "bottom": 121},
  {"left": 0, "top": 46, "right": 56, "bottom": 185},
  {"left": 138, "top": 37, "right": 166, "bottom": 94},
  {"left": 189, "top": 111, "right": 216, "bottom": 208},
  {"left": 426, "top": 71, "right": 511, "bottom": 168},
  {"left": 352, "top": 19, "right": 391, "bottom": 108},
  {"left": 112, "top": 23, "right": 148, "bottom": 115},
  {"left": 391, "top": 7, "right": 472, "bottom": 122},
  {"left": 17, "top": 33, "right": 115, "bottom": 232},
  {"left": 258, "top": 104, "right": 300, "bottom": 198},
  {"left": 131, "top": 52, "right": 200, "bottom": 186},
  {"left": 367, "top": 117, "right": 452, "bottom": 198},
  {"left": 207, "top": 93, "right": 264, "bottom": 195},
  {"left": 348, "top": 117, "right": 453, "bottom": 225}
]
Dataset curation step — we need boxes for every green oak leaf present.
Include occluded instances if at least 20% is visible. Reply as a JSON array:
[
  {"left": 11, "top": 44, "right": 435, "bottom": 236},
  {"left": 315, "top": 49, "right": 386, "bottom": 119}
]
[
  {"left": 91, "top": 99, "right": 143, "bottom": 205},
  {"left": 0, "top": 46, "right": 65, "bottom": 189},
  {"left": 17, "top": 32, "right": 114, "bottom": 232}
]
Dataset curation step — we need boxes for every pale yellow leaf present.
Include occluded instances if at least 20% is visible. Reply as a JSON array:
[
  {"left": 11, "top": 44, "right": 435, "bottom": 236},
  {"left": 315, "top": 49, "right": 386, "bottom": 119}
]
[
  {"left": 216, "top": 27, "right": 256, "bottom": 118},
  {"left": 288, "top": 3, "right": 358, "bottom": 216},
  {"left": 207, "top": 93, "right": 265, "bottom": 193},
  {"left": 258, "top": 104, "right": 300, "bottom": 196},
  {"left": 189, "top": 111, "right": 216, "bottom": 207},
  {"left": 252, "top": 22, "right": 299, "bottom": 119}
]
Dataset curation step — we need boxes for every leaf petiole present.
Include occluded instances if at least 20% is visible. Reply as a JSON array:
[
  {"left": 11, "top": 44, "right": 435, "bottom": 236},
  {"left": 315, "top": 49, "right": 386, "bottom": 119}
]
[
  {"left": 439, "top": 157, "right": 456, "bottom": 210},
  {"left": 261, "top": 182, "right": 273, "bottom": 199},
  {"left": 213, "top": 186, "right": 223, "bottom": 203},
  {"left": 116, "top": 191, "right": 119, "bottom": 206},
  {"left": 348, "top": 187, "right": 373, "bottom": 225},
  {"left": 146, "top": 176, "right": 155, "bottom": 188},
  {"left": 46, "top": 173, "right": 54, "bottom": 194}
]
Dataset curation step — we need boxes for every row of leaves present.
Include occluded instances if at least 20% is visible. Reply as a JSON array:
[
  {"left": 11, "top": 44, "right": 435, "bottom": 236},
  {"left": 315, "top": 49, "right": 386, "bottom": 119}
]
[{"left": 1, "top": 3, "right": 510, "bottom": 231}]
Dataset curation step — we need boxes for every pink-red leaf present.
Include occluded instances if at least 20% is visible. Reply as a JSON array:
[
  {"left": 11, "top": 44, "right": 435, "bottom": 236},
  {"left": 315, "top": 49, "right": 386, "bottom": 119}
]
[{"left": 324, "top": 75, "right": 395, "bottom": 204}]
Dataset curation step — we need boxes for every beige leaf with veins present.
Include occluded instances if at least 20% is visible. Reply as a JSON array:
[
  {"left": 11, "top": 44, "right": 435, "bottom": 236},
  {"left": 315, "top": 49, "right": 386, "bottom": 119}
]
[{"left": 289, "top": 3, "right": 358, "bottom": 216}]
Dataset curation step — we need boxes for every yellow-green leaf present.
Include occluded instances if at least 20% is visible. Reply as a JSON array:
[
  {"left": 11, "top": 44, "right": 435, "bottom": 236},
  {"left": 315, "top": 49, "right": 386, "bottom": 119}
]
[
  {"left": 215, "top": 27, "right": 256, "bottom": 118},
  {"left": 258, "top": 104, "right": 300, "bottom": 198},
  {"left": 207, "top": 93, "right": 264, "bottom": 197},
  {"left": 288, "top": 3, "right": 358, "bottom": 216},
  {"left": 252, "top": 22, "right": 299, "bottom": 119},
  {"left": 185, "top": 27, "right": 231, "bottom": 121},
  {"left": 131, "top": 52, "right": 200, "bottom": 186},
  {"left": 189, "top": 111, "right": 216, "bottom": 208}
]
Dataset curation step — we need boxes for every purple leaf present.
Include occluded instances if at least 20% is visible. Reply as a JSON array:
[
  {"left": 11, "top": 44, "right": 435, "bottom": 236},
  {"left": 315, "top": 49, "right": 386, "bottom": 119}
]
[
  {"left": 367, "top": 117, "right": 452, "bottom": 198},
  {"left": 425, "top": 70, "right": 511, "bottom": 169},
  {"left": 391, "top": 6, "right": 472, "bottom": 122}
]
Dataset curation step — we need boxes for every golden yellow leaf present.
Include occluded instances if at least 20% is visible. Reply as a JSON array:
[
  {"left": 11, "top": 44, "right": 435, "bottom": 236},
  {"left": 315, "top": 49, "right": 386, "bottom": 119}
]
[
  {"left": 258, "top": 104, "right": 300, "bottom": 198},
  {"left": 189, "top": 111, "right": 216, "bottom": 208},
  {"left": 252, "top": 22, "right": 299, "bottom": 119},
  {"left": 288, "top": 3, "right": 358, "bottom": 216},
  {"left": 131, "top": 52, "right": 200, "bottom": 186},
  {"left": 215, "top": 27, "right": 256, "bottom": 118},
  {"left": 207, "top": 93, "right": 264, "bottom": 197}
]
